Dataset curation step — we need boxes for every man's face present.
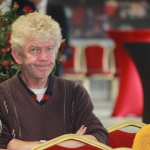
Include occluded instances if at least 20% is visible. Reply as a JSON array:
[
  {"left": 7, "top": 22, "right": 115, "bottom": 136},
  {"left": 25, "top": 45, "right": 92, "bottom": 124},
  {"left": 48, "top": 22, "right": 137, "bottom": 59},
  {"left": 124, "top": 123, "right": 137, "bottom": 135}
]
[{"left": 20, "top": 37, "right": 56, "bottom": 79}]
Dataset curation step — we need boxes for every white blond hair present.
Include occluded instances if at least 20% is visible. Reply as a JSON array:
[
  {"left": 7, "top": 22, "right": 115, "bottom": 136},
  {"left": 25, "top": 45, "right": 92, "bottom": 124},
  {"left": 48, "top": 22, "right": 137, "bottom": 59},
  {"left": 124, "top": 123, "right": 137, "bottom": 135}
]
[{"left": 10, "top": 12, "right": 62, "bottom": 53}]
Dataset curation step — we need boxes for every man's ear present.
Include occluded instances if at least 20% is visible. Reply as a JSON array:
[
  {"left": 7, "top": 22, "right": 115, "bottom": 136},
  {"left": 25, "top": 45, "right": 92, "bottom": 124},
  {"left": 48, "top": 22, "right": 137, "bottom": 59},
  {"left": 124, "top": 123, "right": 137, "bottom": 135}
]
[{"left": 11, "top": 49, "right": 22, "bottom": 64}]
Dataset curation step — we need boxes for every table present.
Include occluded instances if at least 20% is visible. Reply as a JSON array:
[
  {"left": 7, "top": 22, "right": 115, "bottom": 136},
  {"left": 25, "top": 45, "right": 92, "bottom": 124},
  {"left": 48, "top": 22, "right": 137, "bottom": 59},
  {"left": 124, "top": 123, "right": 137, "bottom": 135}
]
[
  {"left": 107, "top": 29, "right": 143, "bottom": 117},
  {"left": 123, "top": 42, "right": 150, "bottom": 123}
]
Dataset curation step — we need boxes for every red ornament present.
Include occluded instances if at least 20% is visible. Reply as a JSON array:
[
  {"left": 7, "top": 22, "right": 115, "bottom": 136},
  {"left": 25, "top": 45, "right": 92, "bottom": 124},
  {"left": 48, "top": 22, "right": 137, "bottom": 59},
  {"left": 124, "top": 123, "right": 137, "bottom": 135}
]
[
  {"left": 1, "top": 48, "right": 9, "bottom": 54},
  {"left": 2, "top": 61, "right": 9, "bottom": 67},
  {"left": 6, "top": 33, "right": 11, "bottom": 43},
  {"left": 23, "top": 6, "right": 34, "bottom": 13},
  {"left": 13, "top": 2, "right": 19, "bottom": 9}
]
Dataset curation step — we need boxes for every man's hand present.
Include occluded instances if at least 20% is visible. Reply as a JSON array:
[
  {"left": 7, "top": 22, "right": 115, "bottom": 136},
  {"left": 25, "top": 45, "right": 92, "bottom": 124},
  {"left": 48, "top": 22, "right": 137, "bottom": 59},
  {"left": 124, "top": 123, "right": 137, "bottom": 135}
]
[
  {"left": 76, "top": 125, "right": 87, "bottom": 135},
  {"left": 76, "top": 125, "right": 98, "bottom": 141},
  {"left": 5, "top": 126, "right": 87, "bottom": 150},
  {"left": 6, "top": 125, "right": 98, "bottom": 149},
  {"left": 7, "top": 139, "right": 39, "bottom": 150},
  {"left": 58, "top": 125, "right": 98, "bottom": 148},
  {"left": 58, "top": 125, "right": 87, "bottom": 148}
]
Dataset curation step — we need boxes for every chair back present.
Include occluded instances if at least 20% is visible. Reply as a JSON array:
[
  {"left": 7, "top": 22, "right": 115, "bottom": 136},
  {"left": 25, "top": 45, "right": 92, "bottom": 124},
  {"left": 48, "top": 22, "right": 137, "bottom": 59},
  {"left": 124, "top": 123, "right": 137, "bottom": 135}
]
[
  {"left": 63, "top": 45, "right": 76, "bottom": 74},
  {"left": 31, "top": 134, "right": 112, "bottom": 150},
  {"left": 44, "top": 144, "right": 103, "bottom": 150},
  {"left": 63, "top": 44, "right": 86, "bottom": 74},
  {"left": 107, "top": 120, "right": 146, "bottom": 149},
  {"left": 108, "top": 130, "right": 135, "bottom": 148},
  {"left": 83, "top": 43, "right": 109, "bottom": 75}
]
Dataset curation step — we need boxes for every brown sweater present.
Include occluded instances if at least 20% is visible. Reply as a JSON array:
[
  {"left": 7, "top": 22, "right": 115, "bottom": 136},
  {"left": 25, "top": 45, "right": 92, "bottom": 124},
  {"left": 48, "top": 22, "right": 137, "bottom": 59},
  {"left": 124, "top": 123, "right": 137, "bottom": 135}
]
[{"left": 0, "top": 75, "right": 108, "bottom": 148}]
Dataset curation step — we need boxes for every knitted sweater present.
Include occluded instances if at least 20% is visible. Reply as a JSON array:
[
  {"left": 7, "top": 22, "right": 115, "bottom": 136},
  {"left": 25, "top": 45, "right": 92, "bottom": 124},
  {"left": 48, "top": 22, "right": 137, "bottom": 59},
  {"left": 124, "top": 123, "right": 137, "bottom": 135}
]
[{"left": 0, "top": 75, "right": 108, "bottom": 148}]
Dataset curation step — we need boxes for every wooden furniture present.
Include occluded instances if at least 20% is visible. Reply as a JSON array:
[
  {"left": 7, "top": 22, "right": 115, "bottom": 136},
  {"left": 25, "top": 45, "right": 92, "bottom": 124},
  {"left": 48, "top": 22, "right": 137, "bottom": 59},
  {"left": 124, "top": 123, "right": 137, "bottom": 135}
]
[
  {"left": 62, "top": 44, "right": 88, "bottom": 90},
  {"left": 82, "top": 41, "right": 116, "bottom": 97},
  {"left": 107, "top": 120, "right": 146, "bottom": 149},
  {"left": 31, "top": 120, "right": 146, "bottom": 150},
  {"left": 31, "top": 134, "right": 112, "bottom": 150}
]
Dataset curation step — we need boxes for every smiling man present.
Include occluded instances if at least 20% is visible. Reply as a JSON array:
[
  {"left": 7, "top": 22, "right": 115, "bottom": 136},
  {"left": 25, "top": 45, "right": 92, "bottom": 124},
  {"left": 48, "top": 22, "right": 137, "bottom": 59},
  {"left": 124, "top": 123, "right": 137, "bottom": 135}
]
[{"left": 0, "top": 12, "right": 108, "bottom": 150}]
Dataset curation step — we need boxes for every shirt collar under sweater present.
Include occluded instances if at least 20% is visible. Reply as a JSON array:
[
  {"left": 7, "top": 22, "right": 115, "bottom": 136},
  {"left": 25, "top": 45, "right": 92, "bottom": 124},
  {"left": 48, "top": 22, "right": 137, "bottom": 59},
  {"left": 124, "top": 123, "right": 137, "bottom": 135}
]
[{"left": 17, "top": 71, "right": 54, "bottom": 104}]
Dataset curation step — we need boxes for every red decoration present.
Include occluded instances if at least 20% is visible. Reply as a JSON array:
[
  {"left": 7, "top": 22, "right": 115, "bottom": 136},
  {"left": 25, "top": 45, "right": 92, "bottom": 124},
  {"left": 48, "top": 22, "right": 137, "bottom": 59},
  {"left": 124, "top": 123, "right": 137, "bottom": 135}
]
[
  {"left": 13, "top": 2, "right": 19, "bottom": 9},
  {"left": 23, "top": 6, "right": 34, "bottom": 13},
  {"left": 1, "top": 47, "right": 9, "bottom": 54},
  {"left": 6, "top": 33, "right": 11, "bottom": 43},
  {"left": 2, "top": 61, "right": 9, "bottom": 67}
]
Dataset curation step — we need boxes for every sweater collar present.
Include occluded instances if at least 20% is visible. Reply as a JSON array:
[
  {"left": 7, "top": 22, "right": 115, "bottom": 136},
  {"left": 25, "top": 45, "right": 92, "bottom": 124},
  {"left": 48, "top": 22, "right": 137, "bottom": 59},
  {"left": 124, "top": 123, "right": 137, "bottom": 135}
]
[{"left": 17, "top": 71, "right": 54, "bottom": 95}]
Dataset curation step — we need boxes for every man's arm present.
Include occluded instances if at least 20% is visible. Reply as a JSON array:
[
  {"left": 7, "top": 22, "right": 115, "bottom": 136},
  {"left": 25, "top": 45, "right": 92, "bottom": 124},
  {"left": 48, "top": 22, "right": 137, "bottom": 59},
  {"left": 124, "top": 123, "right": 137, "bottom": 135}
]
[
  {"left": 0, "top": 119, "right": 13, "bottom": 149},
  {"left": 73, "top": 84, "right": 108, "bottom": 144},
  {"left": 57, "top": 125, "right": 100, "bottom": 148},
  {"left": 6, "top": 139, "right": 39, "bottom": 150},
  {"left": 5, "top": 125, "right": 91, "bottom": 150}
]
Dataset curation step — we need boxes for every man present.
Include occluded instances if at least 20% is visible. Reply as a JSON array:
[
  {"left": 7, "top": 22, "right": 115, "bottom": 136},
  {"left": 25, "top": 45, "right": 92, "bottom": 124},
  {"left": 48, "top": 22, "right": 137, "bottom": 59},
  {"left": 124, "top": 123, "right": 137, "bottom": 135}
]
[
  {"left": 31, "top": 0, "right": 72, "bottom": 77},
  {"left": 0, "top": 12, "right": 108, "bottom": 150}
]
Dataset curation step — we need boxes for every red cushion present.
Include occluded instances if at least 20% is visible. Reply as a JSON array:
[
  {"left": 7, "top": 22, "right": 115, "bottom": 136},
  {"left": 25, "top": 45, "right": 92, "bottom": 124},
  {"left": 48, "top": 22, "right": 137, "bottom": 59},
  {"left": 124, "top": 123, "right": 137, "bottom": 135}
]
[
  {"left": 44, "top": 144, "right": 102, "bottom": 150},
  {"left": 85, "top": 46, "right": 104, "bottom": 68},
  {"left": 84, "top": 45, "right": 105, "bottom": 74},
  {"left": 108, "top": 130, "right": 136, "bottom": 148},
  {"left": 63, "top": 45, "right": 76, "bottom": 74}
]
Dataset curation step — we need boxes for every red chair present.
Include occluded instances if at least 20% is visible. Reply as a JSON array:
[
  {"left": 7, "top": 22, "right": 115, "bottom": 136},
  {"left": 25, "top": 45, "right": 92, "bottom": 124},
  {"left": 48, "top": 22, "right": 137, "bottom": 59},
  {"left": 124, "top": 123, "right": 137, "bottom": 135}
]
[
  {"left": 31, "top": 134, "right": 111, "bottom": 150},
  {"left": 62, "top": 44, "right": 87, "bottom": 88},
  {"left": 44, "top": 145, "right": 103, "bottom": 150},
  {"left": 107, "top": 120, "right": 146, "bottom": 148},
  {"left": 82, "top": 41, "right": 116, "bottom": 96},
  {"left": 84, "top": 44, "right": 109, "bottom": 75},
  {"left": 63, "top": 44, "right": 86, "bottom": 74},
  {"left": 63, "top": 45, "right": 75, "bottom": 74}
]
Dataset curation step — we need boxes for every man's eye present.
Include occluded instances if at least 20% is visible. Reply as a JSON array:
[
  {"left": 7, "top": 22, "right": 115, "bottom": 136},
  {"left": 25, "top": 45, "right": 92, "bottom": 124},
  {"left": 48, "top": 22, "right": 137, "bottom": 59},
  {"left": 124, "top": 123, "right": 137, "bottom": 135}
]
[
  {"left": 29, "top": 48, "right": 39, "bottom": 56},
  {"left": 31, "top": 49, "right": 37, "bottom": 53},
  {"left": 30, "top": 48, "right": 39, "bottom": 55},
  {"left": 47, "top": 47, "right": 54, "bottom": 53}
]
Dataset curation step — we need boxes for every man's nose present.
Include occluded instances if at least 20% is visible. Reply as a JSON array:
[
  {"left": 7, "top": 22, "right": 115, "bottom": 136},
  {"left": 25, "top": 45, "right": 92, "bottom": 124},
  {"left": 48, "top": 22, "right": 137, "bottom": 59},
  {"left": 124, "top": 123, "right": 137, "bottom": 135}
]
[{"left": 38, "top": 51, "right": 49, "bottom": 60}]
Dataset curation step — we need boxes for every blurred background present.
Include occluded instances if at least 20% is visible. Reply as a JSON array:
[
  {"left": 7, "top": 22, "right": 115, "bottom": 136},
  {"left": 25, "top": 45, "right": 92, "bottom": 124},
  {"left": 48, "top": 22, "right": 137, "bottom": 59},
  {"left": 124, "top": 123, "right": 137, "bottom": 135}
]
[
  {"left": 2, "top": 0, "right": 150, "bottom": 127},
  {"left": 60, "top": 0, "right": 150, "bottom": 126}
]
